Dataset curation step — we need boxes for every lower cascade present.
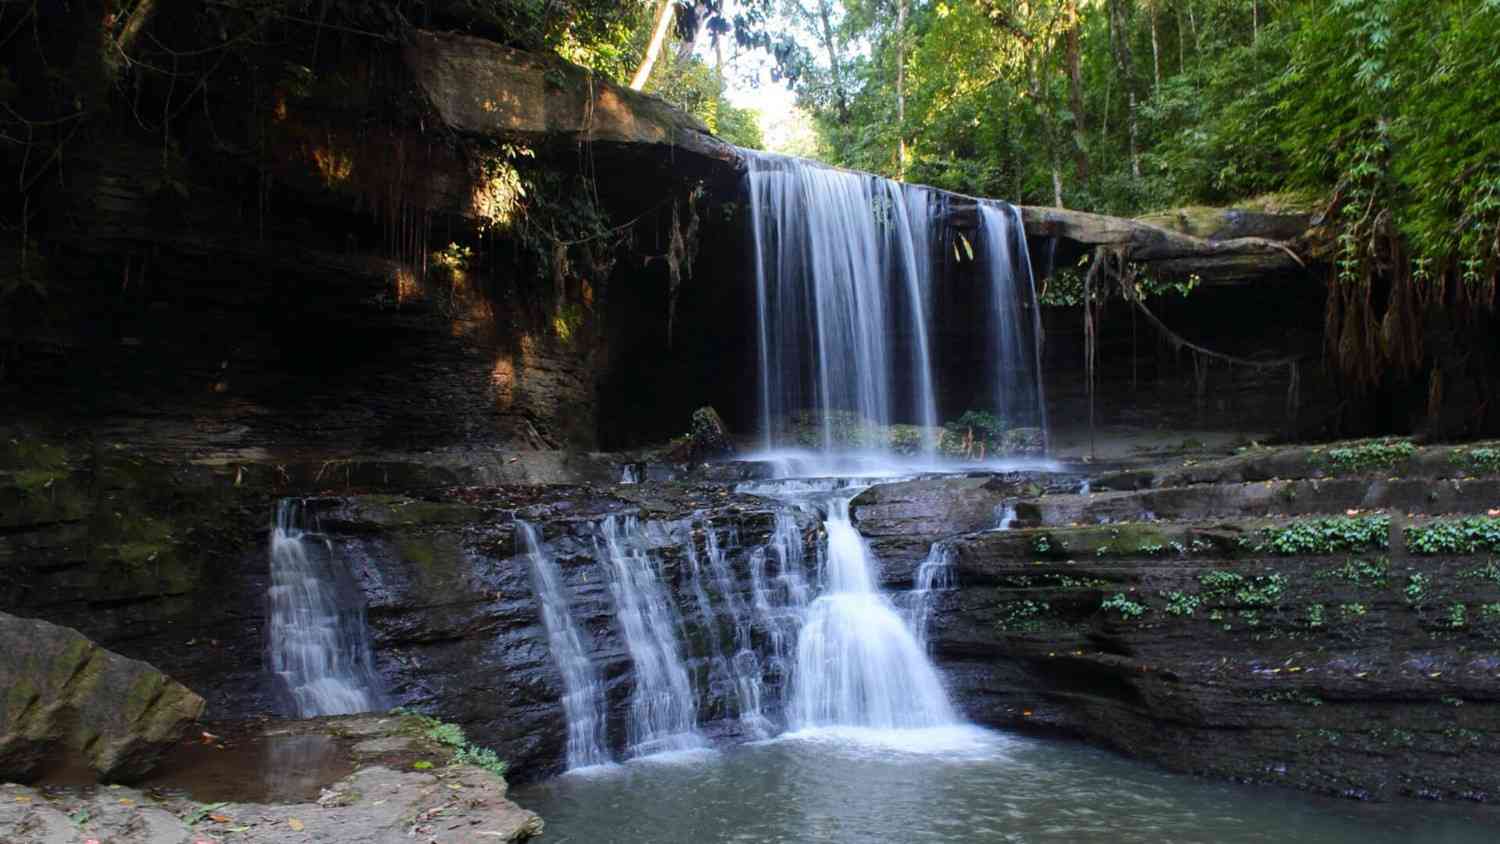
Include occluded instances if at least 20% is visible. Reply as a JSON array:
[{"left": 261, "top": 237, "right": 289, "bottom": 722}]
[
  {"left": 789, "top": 490, "right": 956, "bottom": 729},
  {"left": 266, "top": 499, "right": 385, "bottom": 717},
  {"left": 527, "top": 479, "right": 958, "bottom": 770}
]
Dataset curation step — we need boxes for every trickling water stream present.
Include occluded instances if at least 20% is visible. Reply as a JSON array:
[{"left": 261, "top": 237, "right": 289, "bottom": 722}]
[
  {"left": 265, "top": 500, "right": 384, "bottom": 717},
  {"left": 518, "top": 520, "right": 609, "bottom": 769},
  {"left": 596, "top": 516, "right": 705, "bottom": 757}
]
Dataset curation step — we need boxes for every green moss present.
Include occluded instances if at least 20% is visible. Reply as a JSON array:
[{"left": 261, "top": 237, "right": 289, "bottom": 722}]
[{"left": 0, "top": 433, "right": 69, "bottom": 472}]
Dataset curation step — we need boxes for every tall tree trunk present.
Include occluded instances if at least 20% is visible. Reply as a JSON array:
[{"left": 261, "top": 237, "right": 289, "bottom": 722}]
[
  {"left": 1108, "top": 0, "right": 1142, "bottom": 180},
  {"left": 1150, "top": 1, "right": 1162, "bottom": 91},
  {"left": 896, "top": 0, "right": 909, "bottom": 179},
  {"left": 1176, "top": 0, "right": 1186, "bottom": 72},
  {"left": 1253, "top": 0, "right": 1260, "bottom": 44},
  {"left": 1187, "top": 0, "right": 1201, "bottom": 55},
  {"left": 1065, "top": 0, "right": 1089, "bottom": 183},
  {"left": 630, "top": 0, "right": 676, "bottom": 90},
  {"left": 815, "top": 1, "right": 850, "bottom": 120}
]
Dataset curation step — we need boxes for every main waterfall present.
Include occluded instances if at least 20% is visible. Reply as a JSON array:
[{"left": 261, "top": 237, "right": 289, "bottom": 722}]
[{"left": 744, "top": 151, "right": 1046, "bottom": 459}]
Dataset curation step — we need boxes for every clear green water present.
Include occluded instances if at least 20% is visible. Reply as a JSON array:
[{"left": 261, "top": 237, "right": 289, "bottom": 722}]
[{"left": 512, "top": 726, "right": 1494, "bottom": 843}]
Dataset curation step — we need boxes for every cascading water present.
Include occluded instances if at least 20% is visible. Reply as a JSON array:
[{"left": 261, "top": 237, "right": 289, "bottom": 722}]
[
  {"left": 745, "top": 151, "right": 1048, "bottom": 460},
  {"left": 518, "top": 520, "right": 610, "bottom": 769},
  {"left": 977, "top": 202, "right": 1049, "bottom": 438},
  {"left": 746, "top": 151, "right": 938, "bottom": 454},
  {"left": 266, "top": 499, "right": 384, "bottom": 717},
  {"left": 595, "top": 516, "right": 705, "bottom": 756},
  {"left": 909, "top": 542, "right": 957, "bottom": 650},
  {"left": 789, "top": 490, "right": 956, "bottom": 729}
]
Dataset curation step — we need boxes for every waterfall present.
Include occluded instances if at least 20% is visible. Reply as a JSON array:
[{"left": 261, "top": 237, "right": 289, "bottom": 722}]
[
  {"left": 518, "top": 520, "right": 610, "bottom": 769},
  {"left": 266, "top": 499, "right": 384, "bottom": 718},
  {"left": 746, "top": 151, "right": 938, "bottom": 452},
  {"left": 595, "top": 516, "right": 705, "bottom": 755},
  {"left": 789, "top": 491, "right": 956, "bottom": 729},
  {"left": 745, "top": 150, "right": 1048, "bottom": 458},
  {"left": 977, "top": 202, "right": 1049, "bottom": 437},
  {"left": 909, "top": 542, "right": 957, "bottom": 650}
]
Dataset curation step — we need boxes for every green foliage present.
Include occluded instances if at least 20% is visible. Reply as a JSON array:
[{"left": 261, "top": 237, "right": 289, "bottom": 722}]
[
  {"left": 392, "top": 708, "right": 508, "bottom": 780},
  {"left": 766, "top": 0, "right": 1499, "bottom": 306},
  {"left": 1404, "top": 573, "right": 1430, "bottom": 605},
  {"left": 1162, "top": 591, "right": 1201, "bottom": 617},
  {"left": 1311, "top": 440, "right": 1416, "bottom": 474},
  {"left": 1406, "top": 518, "right": 1500, "bottom": 556},
  {"left": 1305, "top": 603, "right": 1325, "bottom": 628},
  {"left": 996, "top": 599, "right": 1052, "bottom": 632},
  {"left": 1317, "top": 557, "right": 1390, "bottom": 589},
  {"left": 1449, "top": 447, "right": 1500, "bottom": 475},
  {"left": 1100, "top": 592, "right": 1147, "bottom": 619},
  {"left": 454, "top": 743, "right": 510, "bottom": 778},
  {"left": 1255, "top": 516, "right": 1390, "bottom": 556}
]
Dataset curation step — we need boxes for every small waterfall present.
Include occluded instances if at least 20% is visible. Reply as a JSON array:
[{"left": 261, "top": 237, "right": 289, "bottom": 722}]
[
  {"left": 977, "top": 202, "right": 1048, "bottom": 436},
  {"left": 620, "top": 464, "right": 640, "bottom": 485},
  {"left": 994, "top": 503, "right": 1018, "bottom": 531},
  {"left": 701, "top": 524, "right": 771, "bottom": 736},
  {"left": 595, "top": 516, "right": 704, "bottom": 755},
  {"left": 909, "top": 542, "right": 957, "bottom": 649},
  {"left": 266, "top": 499, "right": 384, "bottom": 718},
  {"left": 518, "top": 520, "right": 609, "bottom": 769},
  {"left": 789, "top": 492, "right": 956, "bottom": 729}
]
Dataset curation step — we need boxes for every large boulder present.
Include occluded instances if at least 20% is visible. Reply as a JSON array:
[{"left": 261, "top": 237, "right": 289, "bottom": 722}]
[{"left": 0, "top": 612, "right": 205, "bottom": 783}]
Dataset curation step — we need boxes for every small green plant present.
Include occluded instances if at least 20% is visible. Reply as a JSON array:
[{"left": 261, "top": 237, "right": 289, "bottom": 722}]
[
  {"left": 1339, "top": 602, "right": 1368, "bottom": 619},
  {"left": 454, "top": 744, "right": 510, "bottom": 778},
  {"left": 1447, "top": 602, "right": 1468, "bottom": 628},
  {"left": 1163, "top": 591, "right": 1201, "bottom": 616},
  {"left": 1460, "top": 561, "right": 1500, "bottom": 584},
  {"left": 1101, "top": 592, "right": 1148, "bottom": 619},
  {"left": 392, "top": 708, "right": 509, "bottom": 781},
  {"left": 1311, "top": 439, "right": 1415, "bottom": 473},
  {"left": 1405, "top": 573, "right": 1430, "bottom": 605},
  {"left": 996, "top": 599, "right": 1052, "bottom": 632},
  {"left": 1032, "top": 535, "right": 1053, "bottom": 554},
  {"left": 1305, "top": 603, "right": 1326, "bottom": 627},
  {"left": 1319, "top": 556, "right": 1390, "bottom": 588}
]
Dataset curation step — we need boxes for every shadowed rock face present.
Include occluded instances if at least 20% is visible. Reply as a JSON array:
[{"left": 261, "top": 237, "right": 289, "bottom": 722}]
[{"left": 0, "top": 612, "right": 205, "bottom": 783}]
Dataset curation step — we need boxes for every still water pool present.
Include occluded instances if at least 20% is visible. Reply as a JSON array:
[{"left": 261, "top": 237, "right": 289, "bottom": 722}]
[{"left": 513, "top": 726, "right": 1493, "bottom": 843}]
